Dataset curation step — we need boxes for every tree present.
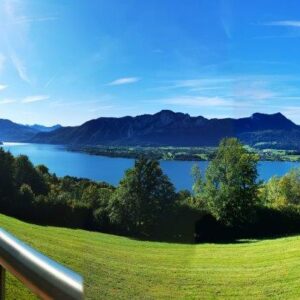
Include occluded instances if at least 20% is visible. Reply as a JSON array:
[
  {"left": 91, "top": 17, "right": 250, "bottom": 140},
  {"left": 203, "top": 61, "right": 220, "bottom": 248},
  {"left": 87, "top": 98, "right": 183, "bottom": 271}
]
[
  {"left": 0, "top": 149, "right": 15, "bottom": 208},
  {"left": 14, "top": 155, "right": 49, "bottom": 195},
  {"left": 260, "top": 176, "right": 284, "bottom": 207},
  {"left": 93, "top": 188, "right": 113, "bottom": 229},
  {"left": 191, "top": 164, "right": 202, "bottom": 196},
  {"left": 81, "top": 186, "right": 113, "bottom": 229},
  {"left": 204, "top": 138, "right": 259, "bottom": 226},
  {"left": 82, "top": 185, "right": 101, "bottom": 209},
  {"left": 36, "top": 164, "right": 49, "bottom": 175},
  {"left": 279, "top": 169, "right": 300, "bottom": 205},
  {"left": 109, "top": 157, "right": 176, "bottom": 234},
  {"left": 18, "top": 184, "right": 35, "bottom": 208},
  {"left": 262, "top": 169, "right": 300, "bottom": 207},
  {"left": 190, "top": 164, "right": 206, "bottom": 209}
]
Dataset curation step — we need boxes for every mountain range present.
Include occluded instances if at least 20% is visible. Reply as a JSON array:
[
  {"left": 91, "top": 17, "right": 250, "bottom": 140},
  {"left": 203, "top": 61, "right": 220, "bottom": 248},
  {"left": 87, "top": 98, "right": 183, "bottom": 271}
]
[
  {"left": 1, "top": 110, "right": 300, "bottom": 149},
  {"left": 29, "top": 110, "right": 300, "bottom": 149}
]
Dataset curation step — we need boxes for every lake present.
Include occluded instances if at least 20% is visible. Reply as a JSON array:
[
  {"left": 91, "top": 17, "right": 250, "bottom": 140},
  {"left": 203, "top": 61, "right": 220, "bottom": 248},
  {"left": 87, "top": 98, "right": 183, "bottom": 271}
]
[{"left": 2, "top": 142, "right": 300, "bottom": 191}]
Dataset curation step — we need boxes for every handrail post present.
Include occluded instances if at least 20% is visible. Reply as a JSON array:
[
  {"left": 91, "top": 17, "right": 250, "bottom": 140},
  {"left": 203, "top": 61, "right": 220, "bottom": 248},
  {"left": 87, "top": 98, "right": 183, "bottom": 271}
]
[
  {"left": 0, "top": 228, "right": 83, "bottom": 299},
  {"left": 0, "top": 265, "right": 5, "bottom": 300}
]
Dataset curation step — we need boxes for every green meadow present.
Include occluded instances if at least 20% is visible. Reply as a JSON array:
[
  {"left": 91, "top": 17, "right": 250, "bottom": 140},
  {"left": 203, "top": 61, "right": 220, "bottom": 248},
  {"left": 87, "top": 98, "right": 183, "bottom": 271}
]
[{"left": 1, "top": 213, "right": 299, "bottom": 299}]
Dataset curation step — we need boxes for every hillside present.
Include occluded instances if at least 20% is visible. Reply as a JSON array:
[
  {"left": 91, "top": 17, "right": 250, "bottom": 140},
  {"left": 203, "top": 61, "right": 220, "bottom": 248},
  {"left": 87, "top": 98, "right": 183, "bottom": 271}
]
[
  {"left": 2, "top": 213, "right": 300, "bottom": 299},
  {"left": 30, "top": 110, "right": 300, "bottom": 148}
]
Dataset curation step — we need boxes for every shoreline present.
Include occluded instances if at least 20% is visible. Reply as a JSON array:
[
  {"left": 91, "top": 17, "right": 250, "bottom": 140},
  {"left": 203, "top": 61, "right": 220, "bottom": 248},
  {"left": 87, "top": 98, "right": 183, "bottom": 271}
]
[
  {"left": 3, "top": 142, "right": 300, "bottom": 163},
  {"left": 67, "top": 145, "right": 300, "bottom": 163}
]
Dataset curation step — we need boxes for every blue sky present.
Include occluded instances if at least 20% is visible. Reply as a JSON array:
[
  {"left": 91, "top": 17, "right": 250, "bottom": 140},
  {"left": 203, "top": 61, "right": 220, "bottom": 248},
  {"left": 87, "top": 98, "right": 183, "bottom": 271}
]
[{"left": 1, "top": 0, "right": 300, "bottom": 125}]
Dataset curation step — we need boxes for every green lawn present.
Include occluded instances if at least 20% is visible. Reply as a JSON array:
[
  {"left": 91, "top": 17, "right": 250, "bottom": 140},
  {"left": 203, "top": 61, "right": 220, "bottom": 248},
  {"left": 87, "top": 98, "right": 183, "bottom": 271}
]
[{"left": 1, "top": 214, "right": 300, "bottom": 299}]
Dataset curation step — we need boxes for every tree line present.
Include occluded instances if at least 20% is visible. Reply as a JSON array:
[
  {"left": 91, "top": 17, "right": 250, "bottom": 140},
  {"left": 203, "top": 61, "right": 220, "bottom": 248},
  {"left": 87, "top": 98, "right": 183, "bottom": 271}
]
[{"left": 1, "top": 138, "right": 300, "bottom": 242}]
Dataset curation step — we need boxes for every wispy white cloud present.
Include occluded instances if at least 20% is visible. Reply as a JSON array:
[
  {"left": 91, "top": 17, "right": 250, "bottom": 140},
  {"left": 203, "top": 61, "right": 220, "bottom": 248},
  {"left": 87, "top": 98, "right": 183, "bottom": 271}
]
[
  {"left": 155, "top": 76, "right": 300, "bottom": 104},
  {"left": 44, "top": 74, "right": 57, "bottom": 88},
  {"left": 234, "top": 88, "right": 276, "bottom": 101},
  {"left": 10, "top": 53, "right": 30, "bottom": 84},
  {"left": 2, "top": 1, "right": 56, "bottom": 85},
  {"left": 0, "top": 84, "right": 7, "bottom": 91},
  {"left": 0, "top": 99, "right": 15, "bottom": 105},
  {"left": 152, "top": 95, "right": 282, "bottom": 116},
  {"left": 161, "top": 75, "right": 292, "bottom": 91},
  {"left": 3, "top": 1, "right": 57, "bottom": 25},
  {"left": 2, "top": 1, "right": 29, "bottom": 69},
  {"left": 0, "top": 54, "right": 6, "bottom": 73},
  {"left": 108, "top": 77, "right": 140, "bottom": 86},
  {"left": 87, "top": 105, "right": 115, "bottom": 113},
  {"left": 150, "top": 75, "right": 286, "bottom": 110},
  {"left": 152, "top": 78, "right": 234, "bottom": 92},
  {"left": 220, "top": 0, "right": 233, "bottom": 39},
  {"left": 49, "top": 94, "right": 115, "bottom": 108},
  {"left": 11, "top": 16, "right": 58, "bottom": 24},
  {"left": 159, "top": 96, "right": 234, "bottom": 107},
  {"left": 264, "top": 20, "right": 300, "bottom": 27},
  {"left": 3, "top": 0, "right": 15, "bottom": 17},
  {"left": 171, "top": 78, "right": 235, "bottom": 89},
  {"left": 154, "top": 77, "right": 277, "bottom": 99},
  {"left": 22, "top": 95, "right": 49, "bottom": 103},
  {"left": 258, "top": 21, "right": 300, "bottom": 39}
]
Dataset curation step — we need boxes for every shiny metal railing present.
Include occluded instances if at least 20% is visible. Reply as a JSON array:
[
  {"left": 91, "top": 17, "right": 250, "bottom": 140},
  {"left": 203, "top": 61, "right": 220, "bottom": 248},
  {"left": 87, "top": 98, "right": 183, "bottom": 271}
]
[{"left": 0, "top": 228, "right": 84, "bottom": 299}]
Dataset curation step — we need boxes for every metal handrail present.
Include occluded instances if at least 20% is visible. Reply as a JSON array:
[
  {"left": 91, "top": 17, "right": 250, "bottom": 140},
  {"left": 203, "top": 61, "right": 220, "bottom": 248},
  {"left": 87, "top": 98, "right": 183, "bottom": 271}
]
[{"left": 0, "top": 228, "right": 84, "bottom": 299}]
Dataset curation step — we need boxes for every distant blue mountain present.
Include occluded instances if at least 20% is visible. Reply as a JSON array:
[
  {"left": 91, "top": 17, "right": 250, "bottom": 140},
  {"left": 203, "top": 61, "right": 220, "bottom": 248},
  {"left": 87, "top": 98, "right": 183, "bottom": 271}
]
[
  {"left": 0, "top": 120, "right": 61, "bottom": 142},
  {"left": 28, "top": 124, "right": 62, "bottom": 133},
  {"left": 29, "top": 110, "right": 300, "bottom": 149}
]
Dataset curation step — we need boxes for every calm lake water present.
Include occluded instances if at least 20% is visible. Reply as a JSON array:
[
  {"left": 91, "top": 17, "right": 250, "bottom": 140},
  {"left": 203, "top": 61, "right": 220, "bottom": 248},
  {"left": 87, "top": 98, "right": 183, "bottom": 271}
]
[{"left": 2, "top": 143, "right": 300, "bottom": 191}]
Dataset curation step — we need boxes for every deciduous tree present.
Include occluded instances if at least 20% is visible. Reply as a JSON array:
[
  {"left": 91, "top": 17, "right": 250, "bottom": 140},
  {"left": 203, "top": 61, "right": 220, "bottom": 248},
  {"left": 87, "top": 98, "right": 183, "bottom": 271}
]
[
  {"left": 205, "top": 138, "right": 259, "bottom": 226},
  {"left": 109, "top": 158, "right": 176, "bottom": 234}
]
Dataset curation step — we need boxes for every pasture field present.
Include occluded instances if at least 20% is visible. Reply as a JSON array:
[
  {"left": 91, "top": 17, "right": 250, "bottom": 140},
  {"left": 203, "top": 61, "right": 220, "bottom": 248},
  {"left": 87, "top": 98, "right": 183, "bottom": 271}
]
[{"left": 1, "top": 213, "right": 300, "bottom": 299}]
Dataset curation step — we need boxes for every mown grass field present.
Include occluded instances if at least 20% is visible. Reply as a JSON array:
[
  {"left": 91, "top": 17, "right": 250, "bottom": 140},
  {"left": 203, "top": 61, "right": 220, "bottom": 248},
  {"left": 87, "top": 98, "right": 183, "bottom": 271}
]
[{"left": 1, "top": 213, "right": 300, "bottom": 299}]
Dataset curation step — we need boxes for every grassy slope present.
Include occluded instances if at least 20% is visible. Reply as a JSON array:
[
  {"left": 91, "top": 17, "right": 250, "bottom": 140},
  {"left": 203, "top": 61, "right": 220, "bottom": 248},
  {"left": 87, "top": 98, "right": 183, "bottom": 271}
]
[{"left": 1, "top": 214, "right": 300, "bottom": 299}]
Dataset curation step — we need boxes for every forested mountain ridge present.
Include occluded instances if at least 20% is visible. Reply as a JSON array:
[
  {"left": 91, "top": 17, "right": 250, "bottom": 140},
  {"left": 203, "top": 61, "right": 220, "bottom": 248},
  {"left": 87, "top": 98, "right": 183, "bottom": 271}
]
[
  {"left": 0, "top": 110, "right": 299, "bottom": 148},
  {"left": 29, "top": 110, "right": 300, "bottom": 148}
]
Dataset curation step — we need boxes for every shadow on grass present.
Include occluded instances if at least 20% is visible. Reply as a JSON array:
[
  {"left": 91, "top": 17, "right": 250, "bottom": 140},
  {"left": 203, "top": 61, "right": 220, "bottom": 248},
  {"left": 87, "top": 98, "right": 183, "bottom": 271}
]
[
  {"left": 126, "top": 231, "right": 300, "bottom": 245},
  {"left": 4, "top": 208, "right": 300, "bottom": 246}
]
